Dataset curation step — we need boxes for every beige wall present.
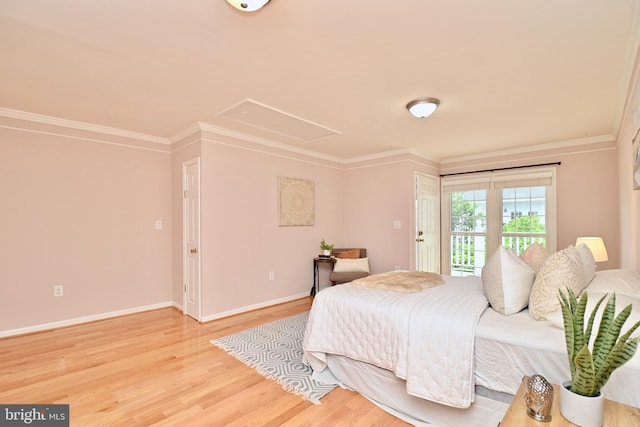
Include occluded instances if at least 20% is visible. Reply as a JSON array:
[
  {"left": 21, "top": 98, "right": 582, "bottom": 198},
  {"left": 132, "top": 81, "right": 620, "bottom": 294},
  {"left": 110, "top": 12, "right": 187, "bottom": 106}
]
[
  {"left": 196, "top": 130, "right": 345, "bottom": 317},
  {"left": 190, "top": 139, "right": 440, "bottom": 318},
  {"left": 441, "top": 140, "right": 620, "bottom": 270},
  {"left": 342, "top": 155, "right": 439, "bottom": 273},
  {"left": 0, "top": 119, "right": 173, "bottom": 333},
  {"left": 555, "top": 146, "right": 619, "bottom": 270},
  {"left": 0, "top": 110, "right": 631, "bottom": 334},
  {"left": 617, "top": 56, "right": 640, "bottom": 271}
]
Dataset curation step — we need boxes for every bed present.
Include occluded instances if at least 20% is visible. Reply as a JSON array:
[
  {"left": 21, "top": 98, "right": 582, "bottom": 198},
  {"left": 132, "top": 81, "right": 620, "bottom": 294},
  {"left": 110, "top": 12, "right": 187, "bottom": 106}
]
[{"left": 302, "top": 246, "right": 640, "bottom": 427}]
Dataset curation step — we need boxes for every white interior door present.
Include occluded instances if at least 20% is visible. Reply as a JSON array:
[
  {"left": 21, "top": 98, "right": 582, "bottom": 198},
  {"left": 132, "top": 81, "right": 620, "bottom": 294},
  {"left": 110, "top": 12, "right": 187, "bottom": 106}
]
[
  {"left": 415, "top": 173, "right": 440, "bottom": 273},
  {"left": 183, "top": 158, "right": 201, "bottom": 320}
]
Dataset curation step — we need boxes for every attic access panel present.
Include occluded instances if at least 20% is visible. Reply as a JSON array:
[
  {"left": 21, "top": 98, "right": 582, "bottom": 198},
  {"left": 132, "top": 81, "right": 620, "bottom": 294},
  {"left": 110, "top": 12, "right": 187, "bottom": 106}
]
[{"left": 218, "top": 99, "right": 340, "bottom": 142}]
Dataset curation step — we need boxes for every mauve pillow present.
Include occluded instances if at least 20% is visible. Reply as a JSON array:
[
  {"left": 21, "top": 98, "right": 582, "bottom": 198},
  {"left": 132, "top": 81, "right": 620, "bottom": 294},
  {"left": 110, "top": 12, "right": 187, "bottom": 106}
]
[{"left": 520, "top": 242, "right": 550, "bottom": 273}]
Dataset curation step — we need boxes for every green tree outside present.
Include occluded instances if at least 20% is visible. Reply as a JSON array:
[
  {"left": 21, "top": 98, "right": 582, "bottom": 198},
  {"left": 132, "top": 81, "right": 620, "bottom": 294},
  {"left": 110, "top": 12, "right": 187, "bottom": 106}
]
[
  {"left": 502, "top": 214, "right": 546, "bottom": 254},
  {"left": 450, "top": 192, "right": 486, "bottom": 274}
]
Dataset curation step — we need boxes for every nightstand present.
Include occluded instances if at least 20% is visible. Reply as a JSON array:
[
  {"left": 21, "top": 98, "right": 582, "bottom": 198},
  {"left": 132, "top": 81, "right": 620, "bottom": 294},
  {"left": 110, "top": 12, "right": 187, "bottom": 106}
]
[
  {"left": 499, "top": 376, "right": 640, "bottom": 426},
  {"left": 310, "top": 257, "right": 336, "bottom": 296}
]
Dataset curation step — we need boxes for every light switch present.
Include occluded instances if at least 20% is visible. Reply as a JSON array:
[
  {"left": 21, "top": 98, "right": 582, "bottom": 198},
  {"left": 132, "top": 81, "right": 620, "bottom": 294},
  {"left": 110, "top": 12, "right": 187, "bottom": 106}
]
[
  {"left": 155, "top": 220, "right": 162, "bottom": 230},
  {"left": 393, "top": 221, "right": 401, "bottom": 229}
]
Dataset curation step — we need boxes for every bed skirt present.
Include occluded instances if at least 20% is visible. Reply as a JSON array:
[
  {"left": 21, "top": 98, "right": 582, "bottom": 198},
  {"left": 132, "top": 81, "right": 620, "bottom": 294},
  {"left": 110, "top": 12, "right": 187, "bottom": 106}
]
[{"left": 317, "top": 354, "right": 510, "bottom": 427}]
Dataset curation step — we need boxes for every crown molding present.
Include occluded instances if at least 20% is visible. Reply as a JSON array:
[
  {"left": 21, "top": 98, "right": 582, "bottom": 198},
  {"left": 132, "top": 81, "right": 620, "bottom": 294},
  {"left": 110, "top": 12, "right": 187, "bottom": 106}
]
[
  {"left": 192, "top": 122, "right": 441, "bottom": 166},
  {"left": 169, "top": 122, "right": 202, "bottom": 144},
  {"left": 194, "top": 122, "right": 346, "bottom": 163},
  {"left": 342, "top": 148, "right": 438, "bottom": 166},
  {"left": 440, "top": 134, "right": 615, "bottom": 165},
  {"left": 343, "top": 148, "right": 412, "bottom": 163},
  {"left": 2, "top": 107, "right": 616, "bottom": 168},
  {"left": 0, "top": 108, "right": 431, "bottom": 166},
  {"left": 0, "top": 107, "right": 169, "bottom": 145}
]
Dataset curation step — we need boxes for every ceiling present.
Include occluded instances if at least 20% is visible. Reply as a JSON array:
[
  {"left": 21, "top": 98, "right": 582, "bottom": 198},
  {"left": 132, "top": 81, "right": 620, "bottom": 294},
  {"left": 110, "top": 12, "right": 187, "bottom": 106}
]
[{"left": 1, "top": 0, "right": 639, "bottom": 162}]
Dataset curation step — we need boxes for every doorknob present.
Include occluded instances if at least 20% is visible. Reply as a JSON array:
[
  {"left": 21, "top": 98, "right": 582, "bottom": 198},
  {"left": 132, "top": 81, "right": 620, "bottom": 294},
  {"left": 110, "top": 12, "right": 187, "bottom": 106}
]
[
  {"left": 190, "top": 248, "right": 198, "bottom": 254},
  {"left": 416, "top": 239, "right": 424, "bottom": 242}
]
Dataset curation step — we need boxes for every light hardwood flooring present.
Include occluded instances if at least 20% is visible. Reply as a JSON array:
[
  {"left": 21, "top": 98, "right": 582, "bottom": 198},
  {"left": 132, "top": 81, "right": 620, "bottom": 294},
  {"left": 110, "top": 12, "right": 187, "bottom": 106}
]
[{"left": 0, "top": 297, "right": 409, "bottom": 426}]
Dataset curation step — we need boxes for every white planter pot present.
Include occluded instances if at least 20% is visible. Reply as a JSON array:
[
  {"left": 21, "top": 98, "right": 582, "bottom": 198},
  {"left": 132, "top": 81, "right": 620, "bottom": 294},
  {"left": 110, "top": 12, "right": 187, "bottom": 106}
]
[
  {"left": 322, "top": 249, "right": 331, "bottom": 256},
  {"left": 559, "top": 381, "right": 603, "bottom": 427}
]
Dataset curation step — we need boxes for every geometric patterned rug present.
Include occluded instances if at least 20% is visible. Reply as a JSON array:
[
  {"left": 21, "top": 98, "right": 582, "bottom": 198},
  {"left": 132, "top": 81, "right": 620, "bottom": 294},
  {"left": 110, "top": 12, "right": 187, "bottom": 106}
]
[{"left": 210, "top": 311, "right": 336, "bottom": 404}]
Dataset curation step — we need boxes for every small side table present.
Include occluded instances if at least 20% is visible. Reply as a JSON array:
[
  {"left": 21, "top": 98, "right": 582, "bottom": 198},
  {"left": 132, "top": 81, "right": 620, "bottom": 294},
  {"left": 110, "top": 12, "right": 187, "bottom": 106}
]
[
  {"left": 310, "top": 257, "right": 336, "bottom": 296},
  {"left": 499, "top": 376, "right": 640, "bottom": 426}
]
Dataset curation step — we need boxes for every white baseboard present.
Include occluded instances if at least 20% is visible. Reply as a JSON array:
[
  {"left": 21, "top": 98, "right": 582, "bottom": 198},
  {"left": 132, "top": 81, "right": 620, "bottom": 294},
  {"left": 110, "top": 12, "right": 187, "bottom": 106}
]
[
  {"left": 0, "top": 301, "right": 175, "bottom": 338},
  {"left": 1, "top": 292, "right": 310, "bottom": 337},
  {"left": 200, "top": 291, "right": 309, "bottom": 323}
]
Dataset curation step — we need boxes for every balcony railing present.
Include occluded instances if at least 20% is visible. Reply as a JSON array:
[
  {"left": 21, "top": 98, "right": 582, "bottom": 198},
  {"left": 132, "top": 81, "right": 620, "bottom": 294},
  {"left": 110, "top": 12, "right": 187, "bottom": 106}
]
[{"left": 450, "top": 234, "right": 545, "bottom": 276}]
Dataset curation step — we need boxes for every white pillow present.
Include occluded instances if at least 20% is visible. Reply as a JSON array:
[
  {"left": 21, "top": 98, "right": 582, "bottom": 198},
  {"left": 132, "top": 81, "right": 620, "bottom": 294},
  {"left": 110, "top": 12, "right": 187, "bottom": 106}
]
[
  {"left": 482, "top": 246, "right": 535, "bottom": 315},
  {"left": 547, "top": 292, "right": 640, "bottom": 339},
  {"left": 575, "top": 243, "right": 596, "bottom": 286},
  {"left": 585, "top": 269, "right": 640, "bottom": 298},
  {"left": 333, "top": 257, "right": 370, "bottom": 273},
  {"left": 529, "top": 245, "right": 585, "bottom": 320},
  {"left": 520, "top": 242, "right": 550, "bottom": 273}
]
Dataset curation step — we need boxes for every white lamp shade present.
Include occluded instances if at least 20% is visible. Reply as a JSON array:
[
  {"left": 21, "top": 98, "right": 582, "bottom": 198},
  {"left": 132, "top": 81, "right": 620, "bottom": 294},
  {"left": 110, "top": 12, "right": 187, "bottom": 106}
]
[
  {"left": 576, "top": 237, "right": 609, "bottom": 262},
  {"left": 406, "top": 97, "right": 440, "bottom": 118},
  {"left": 226, "top": 0, "right": 269, "bottom": 11}
]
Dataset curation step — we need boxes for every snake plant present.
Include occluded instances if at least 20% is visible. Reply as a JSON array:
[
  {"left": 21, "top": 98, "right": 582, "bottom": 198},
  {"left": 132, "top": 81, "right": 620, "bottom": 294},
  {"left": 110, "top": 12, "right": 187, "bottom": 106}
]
[{"left": 558, "top": 288, "right": 640, "bottom": 397}]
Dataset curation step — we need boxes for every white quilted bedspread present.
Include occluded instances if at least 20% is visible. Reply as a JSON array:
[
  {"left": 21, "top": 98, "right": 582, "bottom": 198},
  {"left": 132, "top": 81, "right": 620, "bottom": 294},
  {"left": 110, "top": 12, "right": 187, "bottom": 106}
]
[{"left": 302, "top": 275, "right": 488, "bottom": 408}]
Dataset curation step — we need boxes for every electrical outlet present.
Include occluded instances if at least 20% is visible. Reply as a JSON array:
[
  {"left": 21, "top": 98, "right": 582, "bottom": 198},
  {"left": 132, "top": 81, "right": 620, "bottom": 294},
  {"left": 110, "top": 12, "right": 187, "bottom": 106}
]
[
  {"left": 269, "top": 271, "right": 275, "bottom": 281},
  {"left": 54, "top": 285, "right": 64, "bottom": 297}
]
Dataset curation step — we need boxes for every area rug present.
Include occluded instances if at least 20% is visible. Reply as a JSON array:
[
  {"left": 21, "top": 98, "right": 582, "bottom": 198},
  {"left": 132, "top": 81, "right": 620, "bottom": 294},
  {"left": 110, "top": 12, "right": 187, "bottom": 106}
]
[{"left": 210, "top": 311, "right": 336, "bottom": 404}]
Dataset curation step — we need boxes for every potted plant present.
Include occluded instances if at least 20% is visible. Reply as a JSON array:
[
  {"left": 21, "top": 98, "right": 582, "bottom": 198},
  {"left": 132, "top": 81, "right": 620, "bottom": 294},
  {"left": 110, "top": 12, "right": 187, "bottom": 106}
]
[
  {"left": 320, "top": 239, "right": 334, "bottom": 256},
  {"left": 558, "top": 288, "right": 640, "bottom": 427}
]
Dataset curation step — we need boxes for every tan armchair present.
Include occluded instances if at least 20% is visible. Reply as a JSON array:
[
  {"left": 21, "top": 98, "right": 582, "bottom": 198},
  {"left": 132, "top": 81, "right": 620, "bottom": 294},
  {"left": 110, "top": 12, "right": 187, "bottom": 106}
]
[{"left": 329, "top": 248, "right": 369, "bottom": 286}]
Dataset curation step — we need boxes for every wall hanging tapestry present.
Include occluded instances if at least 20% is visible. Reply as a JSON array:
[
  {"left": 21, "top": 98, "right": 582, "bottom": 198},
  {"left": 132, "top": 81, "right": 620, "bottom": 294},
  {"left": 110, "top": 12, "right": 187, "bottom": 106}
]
[{"left": 278, "top": 176, "right": 315, "bottom": 226}]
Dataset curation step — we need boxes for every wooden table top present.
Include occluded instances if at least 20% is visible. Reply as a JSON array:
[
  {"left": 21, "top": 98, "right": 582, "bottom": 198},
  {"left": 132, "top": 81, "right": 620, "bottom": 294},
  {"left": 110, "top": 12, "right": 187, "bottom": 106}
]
[{"left": 499, "top": 376, "right": 640, "bottom": 427}]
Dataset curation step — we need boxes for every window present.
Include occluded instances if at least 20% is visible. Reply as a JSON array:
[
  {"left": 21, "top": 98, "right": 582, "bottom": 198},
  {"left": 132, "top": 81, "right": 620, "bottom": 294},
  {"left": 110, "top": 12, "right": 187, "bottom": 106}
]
[
  {"left": 441, "top": 168, "right": 556, "bottom": 276},
  {"left": 449, "top": 190, "right": 487, "bottom": 276},
  {"left": 500, "top": 186, "right": 547, "bottom": 253}
]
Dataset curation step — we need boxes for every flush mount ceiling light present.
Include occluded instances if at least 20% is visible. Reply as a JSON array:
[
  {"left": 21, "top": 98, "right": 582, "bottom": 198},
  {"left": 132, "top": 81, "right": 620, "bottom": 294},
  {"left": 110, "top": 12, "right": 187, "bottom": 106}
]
[
  {"left": 406, "top": 97, "right": 440, "bottom": 118},
  {"left": 226, "top": 0, "right": 270, "bottom": 11}
]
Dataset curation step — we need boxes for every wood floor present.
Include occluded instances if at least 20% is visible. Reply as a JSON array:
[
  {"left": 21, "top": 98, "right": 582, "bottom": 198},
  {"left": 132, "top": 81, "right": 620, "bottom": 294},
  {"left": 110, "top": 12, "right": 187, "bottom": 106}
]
[{"left": 0, "top": 297, "right": 409, "bottom": 426}]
